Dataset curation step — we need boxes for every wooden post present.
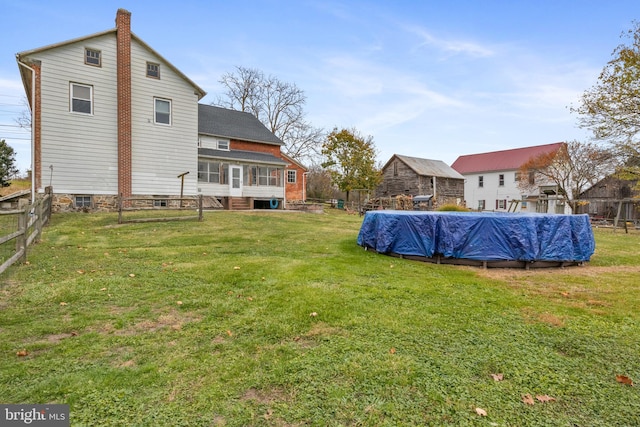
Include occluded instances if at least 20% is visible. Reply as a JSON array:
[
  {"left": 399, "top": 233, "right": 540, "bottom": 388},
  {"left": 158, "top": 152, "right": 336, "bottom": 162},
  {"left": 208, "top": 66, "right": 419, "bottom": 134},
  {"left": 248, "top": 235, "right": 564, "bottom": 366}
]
[
  {"left": 177, "top": 172, "right": 189, "bottom": 208},
  {"left": 614, "top": 200, "right": 623, "bottom": 231},
  {"left": 16, "top": 205, "right": 28, "bottom": 264},
  {"left": 198, "top": 194, "right": 203, "bottom": 221},
  {"left": 34, "top": 195, "right": 43, "bottom": 243},
  {"left": 118, "top": 194, "right": 123, "bottom": 224}
]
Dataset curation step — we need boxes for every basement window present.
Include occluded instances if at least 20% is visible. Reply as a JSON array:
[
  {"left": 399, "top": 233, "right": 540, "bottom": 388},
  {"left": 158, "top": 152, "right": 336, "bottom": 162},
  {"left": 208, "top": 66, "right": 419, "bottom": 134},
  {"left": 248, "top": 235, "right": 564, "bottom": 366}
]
[{"left": 75, "top": 195, "right": 92, "bottom": 208}]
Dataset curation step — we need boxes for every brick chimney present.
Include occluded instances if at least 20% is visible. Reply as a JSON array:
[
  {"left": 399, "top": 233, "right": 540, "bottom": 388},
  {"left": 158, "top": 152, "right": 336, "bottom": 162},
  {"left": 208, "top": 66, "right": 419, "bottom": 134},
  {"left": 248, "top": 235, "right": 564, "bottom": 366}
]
[{"left": 116, "top": 8, "right": 132, "bottom": 198}]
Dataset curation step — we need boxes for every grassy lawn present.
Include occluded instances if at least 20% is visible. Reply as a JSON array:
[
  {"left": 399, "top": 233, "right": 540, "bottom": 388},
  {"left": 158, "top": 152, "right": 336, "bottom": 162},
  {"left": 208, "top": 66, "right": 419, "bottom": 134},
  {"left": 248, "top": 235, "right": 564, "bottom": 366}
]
[{"left": 1, "top": 209, "right": 640, "bottom": 426}]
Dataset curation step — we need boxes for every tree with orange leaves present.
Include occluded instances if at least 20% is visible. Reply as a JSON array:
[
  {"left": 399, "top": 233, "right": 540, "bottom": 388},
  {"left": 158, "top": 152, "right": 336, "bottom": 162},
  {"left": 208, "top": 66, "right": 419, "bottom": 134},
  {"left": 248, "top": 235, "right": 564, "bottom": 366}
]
[{"left": 517, "top": 140, "right": 616, "bottom": 213}]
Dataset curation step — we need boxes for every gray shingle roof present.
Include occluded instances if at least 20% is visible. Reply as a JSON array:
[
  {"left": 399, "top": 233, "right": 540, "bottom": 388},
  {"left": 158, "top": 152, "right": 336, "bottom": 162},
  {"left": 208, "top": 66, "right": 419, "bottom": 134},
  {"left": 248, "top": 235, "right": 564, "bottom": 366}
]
[
  {"left": 198, "top": 104, "right": 283, "bottom": 146},
  {"left": 389, "top": 155, "right": 465, "bottom": 179},
  {"left": 198, "top": 148, "right": 287, "bottom": 165}
]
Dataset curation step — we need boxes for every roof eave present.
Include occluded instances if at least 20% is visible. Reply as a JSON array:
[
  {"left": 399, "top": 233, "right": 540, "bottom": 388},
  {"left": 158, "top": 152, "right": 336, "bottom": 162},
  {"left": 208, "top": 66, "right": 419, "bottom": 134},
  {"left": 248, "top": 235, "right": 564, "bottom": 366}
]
[{"left": 198, "top": 131, "right": 283, "bottom": 146}]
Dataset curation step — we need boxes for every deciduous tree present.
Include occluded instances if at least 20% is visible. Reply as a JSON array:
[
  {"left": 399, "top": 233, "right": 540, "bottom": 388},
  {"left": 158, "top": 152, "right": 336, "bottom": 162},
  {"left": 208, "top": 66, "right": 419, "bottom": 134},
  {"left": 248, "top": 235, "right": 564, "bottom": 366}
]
[
  {"left": 0, "top": 139, "right": 19, "bottom": 187},
  {"left": 321, "top": 128, "right": 381, "bottom": 201},
  {"left": 517, "top": 140, "right": 616, "bottom": 212},
  {"left": 215, "top": 66, "right": 324, "bottom": 164},
  {"left": 572, "top": 22, "right": 640, "bottom": 180}
]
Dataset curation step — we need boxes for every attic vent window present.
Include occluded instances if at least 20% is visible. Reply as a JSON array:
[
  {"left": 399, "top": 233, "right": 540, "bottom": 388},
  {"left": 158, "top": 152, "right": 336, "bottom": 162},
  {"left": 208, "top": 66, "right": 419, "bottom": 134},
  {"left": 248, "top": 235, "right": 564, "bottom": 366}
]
[
  {"left": 147, "top": 62, "right": 160, "bottom": 79},
  {"left": 85, "top": 48, "right": 101, "bottom": 66}
]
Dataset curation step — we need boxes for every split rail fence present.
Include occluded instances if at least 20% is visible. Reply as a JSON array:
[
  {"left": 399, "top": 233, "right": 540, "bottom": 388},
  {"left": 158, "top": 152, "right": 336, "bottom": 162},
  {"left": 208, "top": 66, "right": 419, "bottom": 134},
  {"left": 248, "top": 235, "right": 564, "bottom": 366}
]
[{"left": 0, "top": 189, "right": 52, "bottom": 274}]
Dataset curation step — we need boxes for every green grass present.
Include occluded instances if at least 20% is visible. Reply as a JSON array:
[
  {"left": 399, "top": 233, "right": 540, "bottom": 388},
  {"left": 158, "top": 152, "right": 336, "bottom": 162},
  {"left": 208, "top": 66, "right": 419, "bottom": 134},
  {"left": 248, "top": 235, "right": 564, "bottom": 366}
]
[{"left": 1, "top": 210, "right": 640, "bottom": 426}]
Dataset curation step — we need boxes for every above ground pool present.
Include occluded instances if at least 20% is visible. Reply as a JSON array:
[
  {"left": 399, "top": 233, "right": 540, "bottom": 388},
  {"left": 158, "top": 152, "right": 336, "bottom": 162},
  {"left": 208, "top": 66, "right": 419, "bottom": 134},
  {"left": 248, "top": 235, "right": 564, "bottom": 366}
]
[{"left": 357, "top": 210, "right": 595, "bottom": 268}]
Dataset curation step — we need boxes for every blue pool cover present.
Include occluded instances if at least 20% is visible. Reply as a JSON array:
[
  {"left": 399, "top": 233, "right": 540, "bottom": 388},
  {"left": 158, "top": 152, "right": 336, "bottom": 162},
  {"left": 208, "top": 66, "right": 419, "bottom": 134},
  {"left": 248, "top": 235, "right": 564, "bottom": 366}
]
[{"left": 357, "top": 211, "right": 595, "bottom": 262}]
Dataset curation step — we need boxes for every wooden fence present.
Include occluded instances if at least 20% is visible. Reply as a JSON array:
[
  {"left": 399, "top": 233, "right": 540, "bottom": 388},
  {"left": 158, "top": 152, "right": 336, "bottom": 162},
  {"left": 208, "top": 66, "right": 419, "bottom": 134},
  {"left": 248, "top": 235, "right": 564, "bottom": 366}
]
[{"left": 0, "top": 189, "right": 52, "bottom": 274}]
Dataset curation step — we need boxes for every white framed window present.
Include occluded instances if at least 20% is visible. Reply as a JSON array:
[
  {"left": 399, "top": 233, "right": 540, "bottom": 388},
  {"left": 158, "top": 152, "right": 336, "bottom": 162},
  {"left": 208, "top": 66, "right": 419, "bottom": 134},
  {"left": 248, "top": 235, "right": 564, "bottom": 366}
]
[
  {"left": 478, "top": 176, "right": 483, "bottom": 188},
  {"left": 70, "top": 83, "right": 93, "bottom": 114},
  {"left": 287, "top": 170, "right": 296, "bottom": 183},
  {"left": 198, "top": 161, "right": 223, "bottom": 184},
  {"left": 153, "top": 199, "right": 168, "bottom": 207},
  {"left": 147, "top": 62, "right": 160, "bottom": 78},
  {"left": 154, "top": 98, "right": 171, "bottom": 125},
  {"left": 217, "top": 139, "right": 229, "bottom": 150},
  {"left": 85, "top": 48, "right": 101, "bottom": 66},
  {"left": 497, "top": 199, "right": 506, "bottom": 209},
  {"left": 478, "top": 200, "right": 485, "bottom": 210},
  {"left": 75, "top": 195, "right": 92, "bottom": 208}
]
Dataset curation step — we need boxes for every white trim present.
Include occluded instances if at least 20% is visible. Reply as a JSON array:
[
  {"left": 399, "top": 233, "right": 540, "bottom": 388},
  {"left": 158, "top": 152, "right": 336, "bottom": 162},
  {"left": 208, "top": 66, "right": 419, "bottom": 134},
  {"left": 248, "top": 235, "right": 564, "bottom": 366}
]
[
  {"left": 153, "top": 97, "right": 171, "bottom": 126},
  {"left": 70, "top": 82, "right": 93, "bottom": 115}
]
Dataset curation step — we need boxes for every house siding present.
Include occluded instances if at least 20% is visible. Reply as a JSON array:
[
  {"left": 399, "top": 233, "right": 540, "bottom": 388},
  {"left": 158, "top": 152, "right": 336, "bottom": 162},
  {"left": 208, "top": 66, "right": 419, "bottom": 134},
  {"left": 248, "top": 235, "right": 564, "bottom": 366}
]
[
  {"left": 25, "top": 34, "right": 119, "bottom": 194},
  {"left": 130, "top": 40, "right": 199, "bottom": 196},
  {"left": 463, "top": 171, "right": 521, "bottom": 212}
]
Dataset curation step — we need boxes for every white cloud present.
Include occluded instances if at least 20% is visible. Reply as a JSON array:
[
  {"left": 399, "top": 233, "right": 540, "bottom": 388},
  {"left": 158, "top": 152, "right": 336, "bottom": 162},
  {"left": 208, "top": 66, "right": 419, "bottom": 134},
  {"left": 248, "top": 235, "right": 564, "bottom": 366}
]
[{"left": 405, "top": 25, "right": 495, "bottom": 58}]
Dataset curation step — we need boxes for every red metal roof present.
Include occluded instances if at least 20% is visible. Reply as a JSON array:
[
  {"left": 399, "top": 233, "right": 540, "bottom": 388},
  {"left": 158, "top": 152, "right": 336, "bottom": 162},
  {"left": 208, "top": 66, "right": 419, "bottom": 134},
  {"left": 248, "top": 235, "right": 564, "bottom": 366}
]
[{"left": 451, "top": 142, "right": 564, "bottom": 174}]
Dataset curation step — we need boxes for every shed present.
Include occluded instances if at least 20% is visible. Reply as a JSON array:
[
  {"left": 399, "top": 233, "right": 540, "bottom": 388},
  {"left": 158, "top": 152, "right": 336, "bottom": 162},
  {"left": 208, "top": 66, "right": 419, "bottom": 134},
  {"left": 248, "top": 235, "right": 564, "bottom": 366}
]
[{"left": 375, "top": 154, "right": 465, "bottom": 208}]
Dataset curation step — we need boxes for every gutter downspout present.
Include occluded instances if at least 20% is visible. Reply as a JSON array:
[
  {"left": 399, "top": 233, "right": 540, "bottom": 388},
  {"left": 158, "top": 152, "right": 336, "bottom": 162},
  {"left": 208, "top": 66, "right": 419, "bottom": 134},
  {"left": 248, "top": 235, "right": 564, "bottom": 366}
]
[{"left": 17, "top": 59, "right": 36, "bottom": 204}]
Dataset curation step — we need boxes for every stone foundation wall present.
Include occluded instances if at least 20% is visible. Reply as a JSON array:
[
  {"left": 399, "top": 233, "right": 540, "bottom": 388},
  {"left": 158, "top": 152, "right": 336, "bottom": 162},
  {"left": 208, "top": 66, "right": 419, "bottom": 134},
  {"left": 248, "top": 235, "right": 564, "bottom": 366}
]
[{"left": 52, "top": 194, "right": 199, "bottom": 213}]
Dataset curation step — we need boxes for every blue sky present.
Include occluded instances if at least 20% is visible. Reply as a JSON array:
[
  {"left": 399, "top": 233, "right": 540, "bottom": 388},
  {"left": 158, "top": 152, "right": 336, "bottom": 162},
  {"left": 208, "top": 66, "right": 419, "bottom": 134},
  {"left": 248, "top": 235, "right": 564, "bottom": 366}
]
[{"left": 1, "top": 0, "right": 638, "bottom": 173}]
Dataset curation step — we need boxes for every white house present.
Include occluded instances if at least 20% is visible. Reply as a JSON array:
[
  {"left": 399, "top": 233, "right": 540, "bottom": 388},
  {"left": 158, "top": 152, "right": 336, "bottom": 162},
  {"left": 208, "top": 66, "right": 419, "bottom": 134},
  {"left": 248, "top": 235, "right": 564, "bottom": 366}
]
[
  {"left": 451, "top": 143, "right": 568, "bottom": 213},
  {"left": 16, "top": 9, "right": 293, "bottom": 211}
]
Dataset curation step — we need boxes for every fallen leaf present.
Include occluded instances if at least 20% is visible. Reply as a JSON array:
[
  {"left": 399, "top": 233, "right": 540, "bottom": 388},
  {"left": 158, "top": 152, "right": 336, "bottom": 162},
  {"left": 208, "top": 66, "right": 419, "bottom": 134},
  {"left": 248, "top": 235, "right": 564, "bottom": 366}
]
[
  {"left": 16, "top": 350, "right": 29, "bottom": 357},
  {"left": 176, "top": 301, "right": 183, "bottom": 305},
  {"left": 247, "top": 297, "right": 253, "bottom": 301},
  {"left": 309, "top": 312, "right": 318, "bottom": 317},
  {"left": 616, "top": 375, "right": 634, "bottom": 386},
  {"left": 202, "top": 252, "right": 207, "bottom": 255},
  {"left": 491, "top": 373, "right": 504, "bottom": 382},
  {"left": 475, "top": 407, "right": 487, "bottom": 416},
  {"left": 233, "top": 266, "right": 241, "bottom": 270},
  {"left": 77, "top": 270, "right": 85, "bottom": 274},
  {"left": 59, "top": 302, "right": 68, "bottom": 306},
  {"left": 390, "top": 264, "right": 395, "bottom": 268},
  {"left": 389, "top": 347, "right": 396, "bottom": 354},
  {"left": 129, "top": 273, "right": 135, "bottom": 277},
  {"left": 70, "top": 331, "right": 78, "bottom": 337},
  {"left": 561, "top": 292, "right": 570, "bottom": 297},
  {"left": 226, "top": 330, "right": 233, "bottom": 336},
  {"left": 536, "top": 395, "right": 556, "bottom": 403},
  {"left": 100, "top": 288, "right": 107, "bottom": 291},
  {"left": 522, "top": 394, "right": 535, "bottom": 405}
]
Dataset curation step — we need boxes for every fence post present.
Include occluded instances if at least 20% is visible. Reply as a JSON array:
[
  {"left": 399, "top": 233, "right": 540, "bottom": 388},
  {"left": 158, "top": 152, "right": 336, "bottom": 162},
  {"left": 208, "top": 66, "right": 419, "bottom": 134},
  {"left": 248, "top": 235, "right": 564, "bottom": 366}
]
[
  {"left": 34, "top": 196, "right": 43, "bottom": 243},
  {"left": 198, "top": 195, "right": 203, "bottom": 221},
  {"left": 16, "top": 205, "right": 28, "bottom": 264},
  {"left": 118, "top": 194, "right": 123, "bottom": 224}
]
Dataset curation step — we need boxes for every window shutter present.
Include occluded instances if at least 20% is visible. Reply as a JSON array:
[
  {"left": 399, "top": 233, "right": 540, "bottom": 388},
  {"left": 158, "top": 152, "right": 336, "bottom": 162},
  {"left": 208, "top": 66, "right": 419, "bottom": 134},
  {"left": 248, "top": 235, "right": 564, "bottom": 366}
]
[{"left": 495, "top": 200, "right": 498, "bottom": 209}]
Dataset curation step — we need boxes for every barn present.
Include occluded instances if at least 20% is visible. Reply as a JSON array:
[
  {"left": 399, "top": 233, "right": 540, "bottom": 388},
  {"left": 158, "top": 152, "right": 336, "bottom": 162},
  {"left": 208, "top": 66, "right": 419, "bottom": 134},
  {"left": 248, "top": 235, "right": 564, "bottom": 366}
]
[{"left": 375, "top": 154, "right": 465, "bottom": 208}]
